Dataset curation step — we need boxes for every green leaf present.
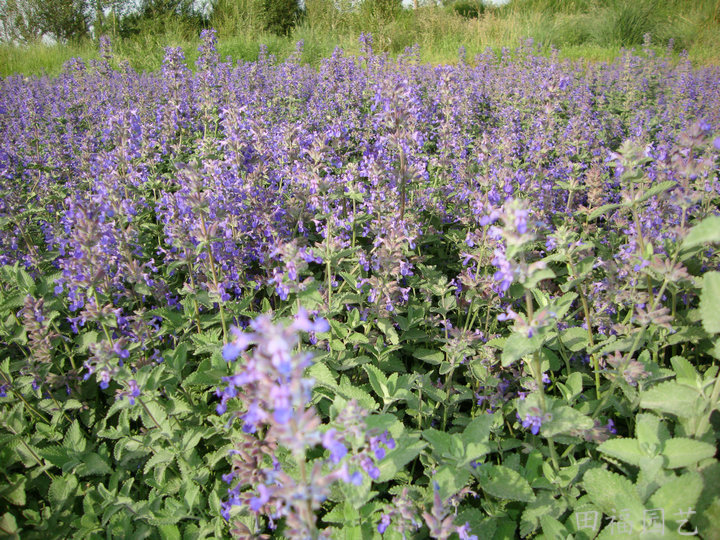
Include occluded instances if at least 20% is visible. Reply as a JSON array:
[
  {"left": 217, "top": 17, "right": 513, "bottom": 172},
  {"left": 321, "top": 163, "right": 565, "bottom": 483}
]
[
  {"left": 0, "top": 475, "right": 26, "bottom": 506},
  {"left": 662, "top": 438, "right": 716, "bottom": 469},
  {"left": 501, "top": 332, "right": 542, "bottom": 367},
  {"left": 158, "top": 524, "right": 181, "bottom": 540},
  {"left": 77, "top": 453, "right": 113, "bottom": 476},
  {"left": 182, "top": 359, "right": 225, "bottom": 387},
  {"left": 460, "top": 415, "right": 494, "bottom": 466},
  {"left": 376, "top": 436, "right": 425, "bottom": 483},
  {"left": 412, "top": 348, "right": 444, "bottom": 365},
  {"left": 306, "top": 362, "right": 337, "bottom": 390},
  {"left": 636, "top": 180, "right": 676, "bottom": 203},
  {"left": 587, "top": 203, "right": 621, "bottom": 221},
  {"left": 541, "top": 404, "right": 594, "bottom": 437},
  {"left": 49, "top": 475, "right": 78, "bottom": 508},
  {"left": 639, "top": 382, "right": 700, "bottom": 418},
  {"left": 648, "top": 472, "right": 703, "bottom": 520},
  {"left": 539, "top": 515, "right": 568, "bottom": 538},
  {"left": 561, "top": 327, "right": 590, "bottom": 352},
  {"left": 338, "top": 376, "right": 377, "bottom": 410},
  {"left": 41, "top": 445, "right": 77, "bottom": 470},
  {"left": 635, "top": 413, "right": 670, "bottom": 452},
  {"left": 0, "top": 512, "right": 19, "bottom": 537},
  {"left": 63, "top": 420, "right": 87, "bottom": 453},
  {"left": 520, "top": 492, "right": 559, "bottom": 537},
  {"left": 144, "top": 450, "right": 175, "bottom": 474},
  {"left": 423, "top": 428, "right": 459, "bottom": 459},
  {"left": 364, "top": 364, "right": 388, "bottom": 399},
  {"left": 670, "top": 356, "right": 699, "bottom": 385},
  {"left": 376, "top": 319, "right": 399, "bottom": 345},
  {"left": 700, "top": 272, "right": 720, "bottom": 334},
  {"left": 434, "top": 465, "right": 471, "bottom": 500},
  {"left": 476, "top": 464, "right": 535, "bottom": 502},
  {"left": 597, "top": 438, "right": 647, "bottom": 466},
  {"left": 583, "top": 468, "right": 644, "bottom": 532},
  {"left": 681, "top": 216, "right": 720, "bottom": 251}
]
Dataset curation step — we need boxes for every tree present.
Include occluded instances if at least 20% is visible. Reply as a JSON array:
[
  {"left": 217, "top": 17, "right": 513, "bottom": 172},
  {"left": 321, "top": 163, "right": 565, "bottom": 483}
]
[
  {"left": 33, "top": 0, "right": 90, "bottom": 42},
  {"left": 119, "top": 0, "right": 207, "bottom": 38},
  {"left": 261, "top": 0, "right": 300, "bottom": 35},
  {"left": 0, "top": 0, "right": 43, "bottom": 42}
]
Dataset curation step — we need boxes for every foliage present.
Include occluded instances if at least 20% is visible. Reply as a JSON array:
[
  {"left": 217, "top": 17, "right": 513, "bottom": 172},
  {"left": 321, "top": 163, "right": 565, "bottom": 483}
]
[
  {"left": 261, "top": 0, "right": 301, "bottom": 36},
  {"left": 119, "top": 0, "right": 208, "bottom": 39},
  {"left": 0, "top": 37, "right": 719, "bottom": 539}
]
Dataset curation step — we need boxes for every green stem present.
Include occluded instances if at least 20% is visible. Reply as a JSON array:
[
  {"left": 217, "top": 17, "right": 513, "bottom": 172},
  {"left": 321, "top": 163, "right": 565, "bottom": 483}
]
[
  {"left": 0, "top": 372, "right": 50, "bottom": 424},
  {"left": 398, "top": 144, "right": 407, "bottom": 221},
  {"left": 199, "top": 214, "right": 227, "bottom": 341},
  {"left": 92, "top": 290, "right": 114, "bottom": 346},
  {"left": 695, "top": 373, "right": 720, "bottom": 437},
  {"left": 186, "top": 255, "right": 203, "bottom": 332},
  {"left": 525, "top": 291, "right": 559, "bottom": 470},
  {"left": 51, "top": 320, "right": 77, "bottom": 371},
  {"left": 567, "top": 260, "right": 600, "bottom": 399},
  {"left": 591, "top": 326, "right": 647, "bottom": 420},
  {"left": 2, "top": 422, "right": 54, "bottom": 480},
  {"left": 326, "top": 217, "right": 332, "bottom": 308}
]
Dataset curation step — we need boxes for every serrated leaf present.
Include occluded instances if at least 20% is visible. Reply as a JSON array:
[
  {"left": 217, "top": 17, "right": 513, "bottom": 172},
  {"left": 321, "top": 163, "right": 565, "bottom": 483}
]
[
  {"left": 0, "top": 512, "right": 19, "bottom": 536},
  {"left": 376, "top": 319, "right": 399, "bottom": 345},
  {"left": 670, "top": 356, "right": 699, "bottom": 384},
  {"left": 184, "top": 359, "right": 226, "bottom": 387},
  {"left": 588, "top": 203, "right": 621, "bottom": 221},
  {"left": 648, "top": 472, "right": 703, "bottom": 520},
  {"left": 637, "top": 180, "right": 676, "bottom": 203},
  {"left": 423, "top": 428, "right": 458, "bottom": 458},
  {"left": 158, "top": 524, "right": 181, "bottom": 540},
  {"left": 0, "top": 475, "right": 26, "bottom": 506},
  {"left": 635, "top": 413, "right": 670, "bottom": 450},
  {"left": 539, "top": 514, "right": 568, "bottom": 538},
  {"left": 682, "top": 216, "right": 720, "bottom": 251},
  {"left": 598, "top": 438, "right": 647, "bottom": 466},
  {"left": 337, "top": 377, "right": 377, "bottom": 410},
  {"left": 501, "top": 332, "right": 542, "bottom": 367},
  {"left": 364, "top": 364, "right": 388, "bottom": 399},
  {"left": 144, "top": 450, "right": 175, "bottom": 474},
  {"left": 435, "top": 465, "right": 471, "bottom": 500},
  {"left": 77, "top": 453, "right": 113, "bottom": 476},
  {"left": 639, "top": 382, "right": 700, "bottom": 418},
  {"left": 583, "top": 468, "right": 644, "bottom": 532},
  {"left": 40, "top": 445, "right": 76, "bottom": 469},
  {"left": 662, "top": 438, "right": 716, "bottom": 469},
  {"left": 63, "top": 420, "right": 87, "bottom": 453},
  {"left": 666, "top": 326, "right": 709, "bottom": 346},
  {"left": 561, "top": 327, "right": 590, "bottom": 352},
  {"left": 477, "top": 464, "right": 535, "bottom": 502},
  {"left": 542, "top": 404, "right": 594, "bottom": 437},
  {"left": 49, "top": 475, "right": 78, "bottom": 508},
  {"left": 700, "top": 272, "right": 720, "bottom": 334},
  {"left": 377, "top": 436, "right": 425, "bottom": 483},
  {"left": 412, "top": 348, "right": 444, "bottom": 365}
]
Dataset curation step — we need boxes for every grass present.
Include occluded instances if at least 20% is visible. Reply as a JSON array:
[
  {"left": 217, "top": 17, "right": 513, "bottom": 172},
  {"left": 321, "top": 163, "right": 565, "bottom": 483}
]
[{"left": 1, "top": 0, "right": 719, "bottom": 77}]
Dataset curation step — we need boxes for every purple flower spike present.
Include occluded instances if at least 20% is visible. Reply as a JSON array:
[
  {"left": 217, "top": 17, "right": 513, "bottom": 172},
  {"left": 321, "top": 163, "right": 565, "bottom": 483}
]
[
  {"left": 127, "top": 380, "right": 141, "bottom": 405},
  {"left": 222, "top": 342, "right": 242, "bottom": 362},
  {"left": 350, "top": 471, "right": 363, "bottom": 485},
  {"left": 456, "top": 522, "right": 478, "bottom": 540},
  {"left": 378, "top": 514, "right": 391, "bottom": 534},
  {"left": 521, "top": 413, "right": 543, "bottom": 435},
  {"left": 249, "top": 484, "right": 271, "bottom": 512},
  {"left": 322, "top": 429, "right": 348, "bottom": 463}
]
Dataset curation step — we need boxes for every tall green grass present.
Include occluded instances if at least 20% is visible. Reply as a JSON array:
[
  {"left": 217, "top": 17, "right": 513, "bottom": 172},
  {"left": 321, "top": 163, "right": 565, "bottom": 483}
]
[{"left": 1, "top": 0, "right": 719, "bottom": 77}]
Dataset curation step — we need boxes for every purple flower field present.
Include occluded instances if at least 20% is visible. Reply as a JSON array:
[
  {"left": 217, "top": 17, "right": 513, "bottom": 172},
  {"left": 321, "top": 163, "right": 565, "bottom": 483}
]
[{"left": 1, "top": 32, "right": 719, "bottom": 539}]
